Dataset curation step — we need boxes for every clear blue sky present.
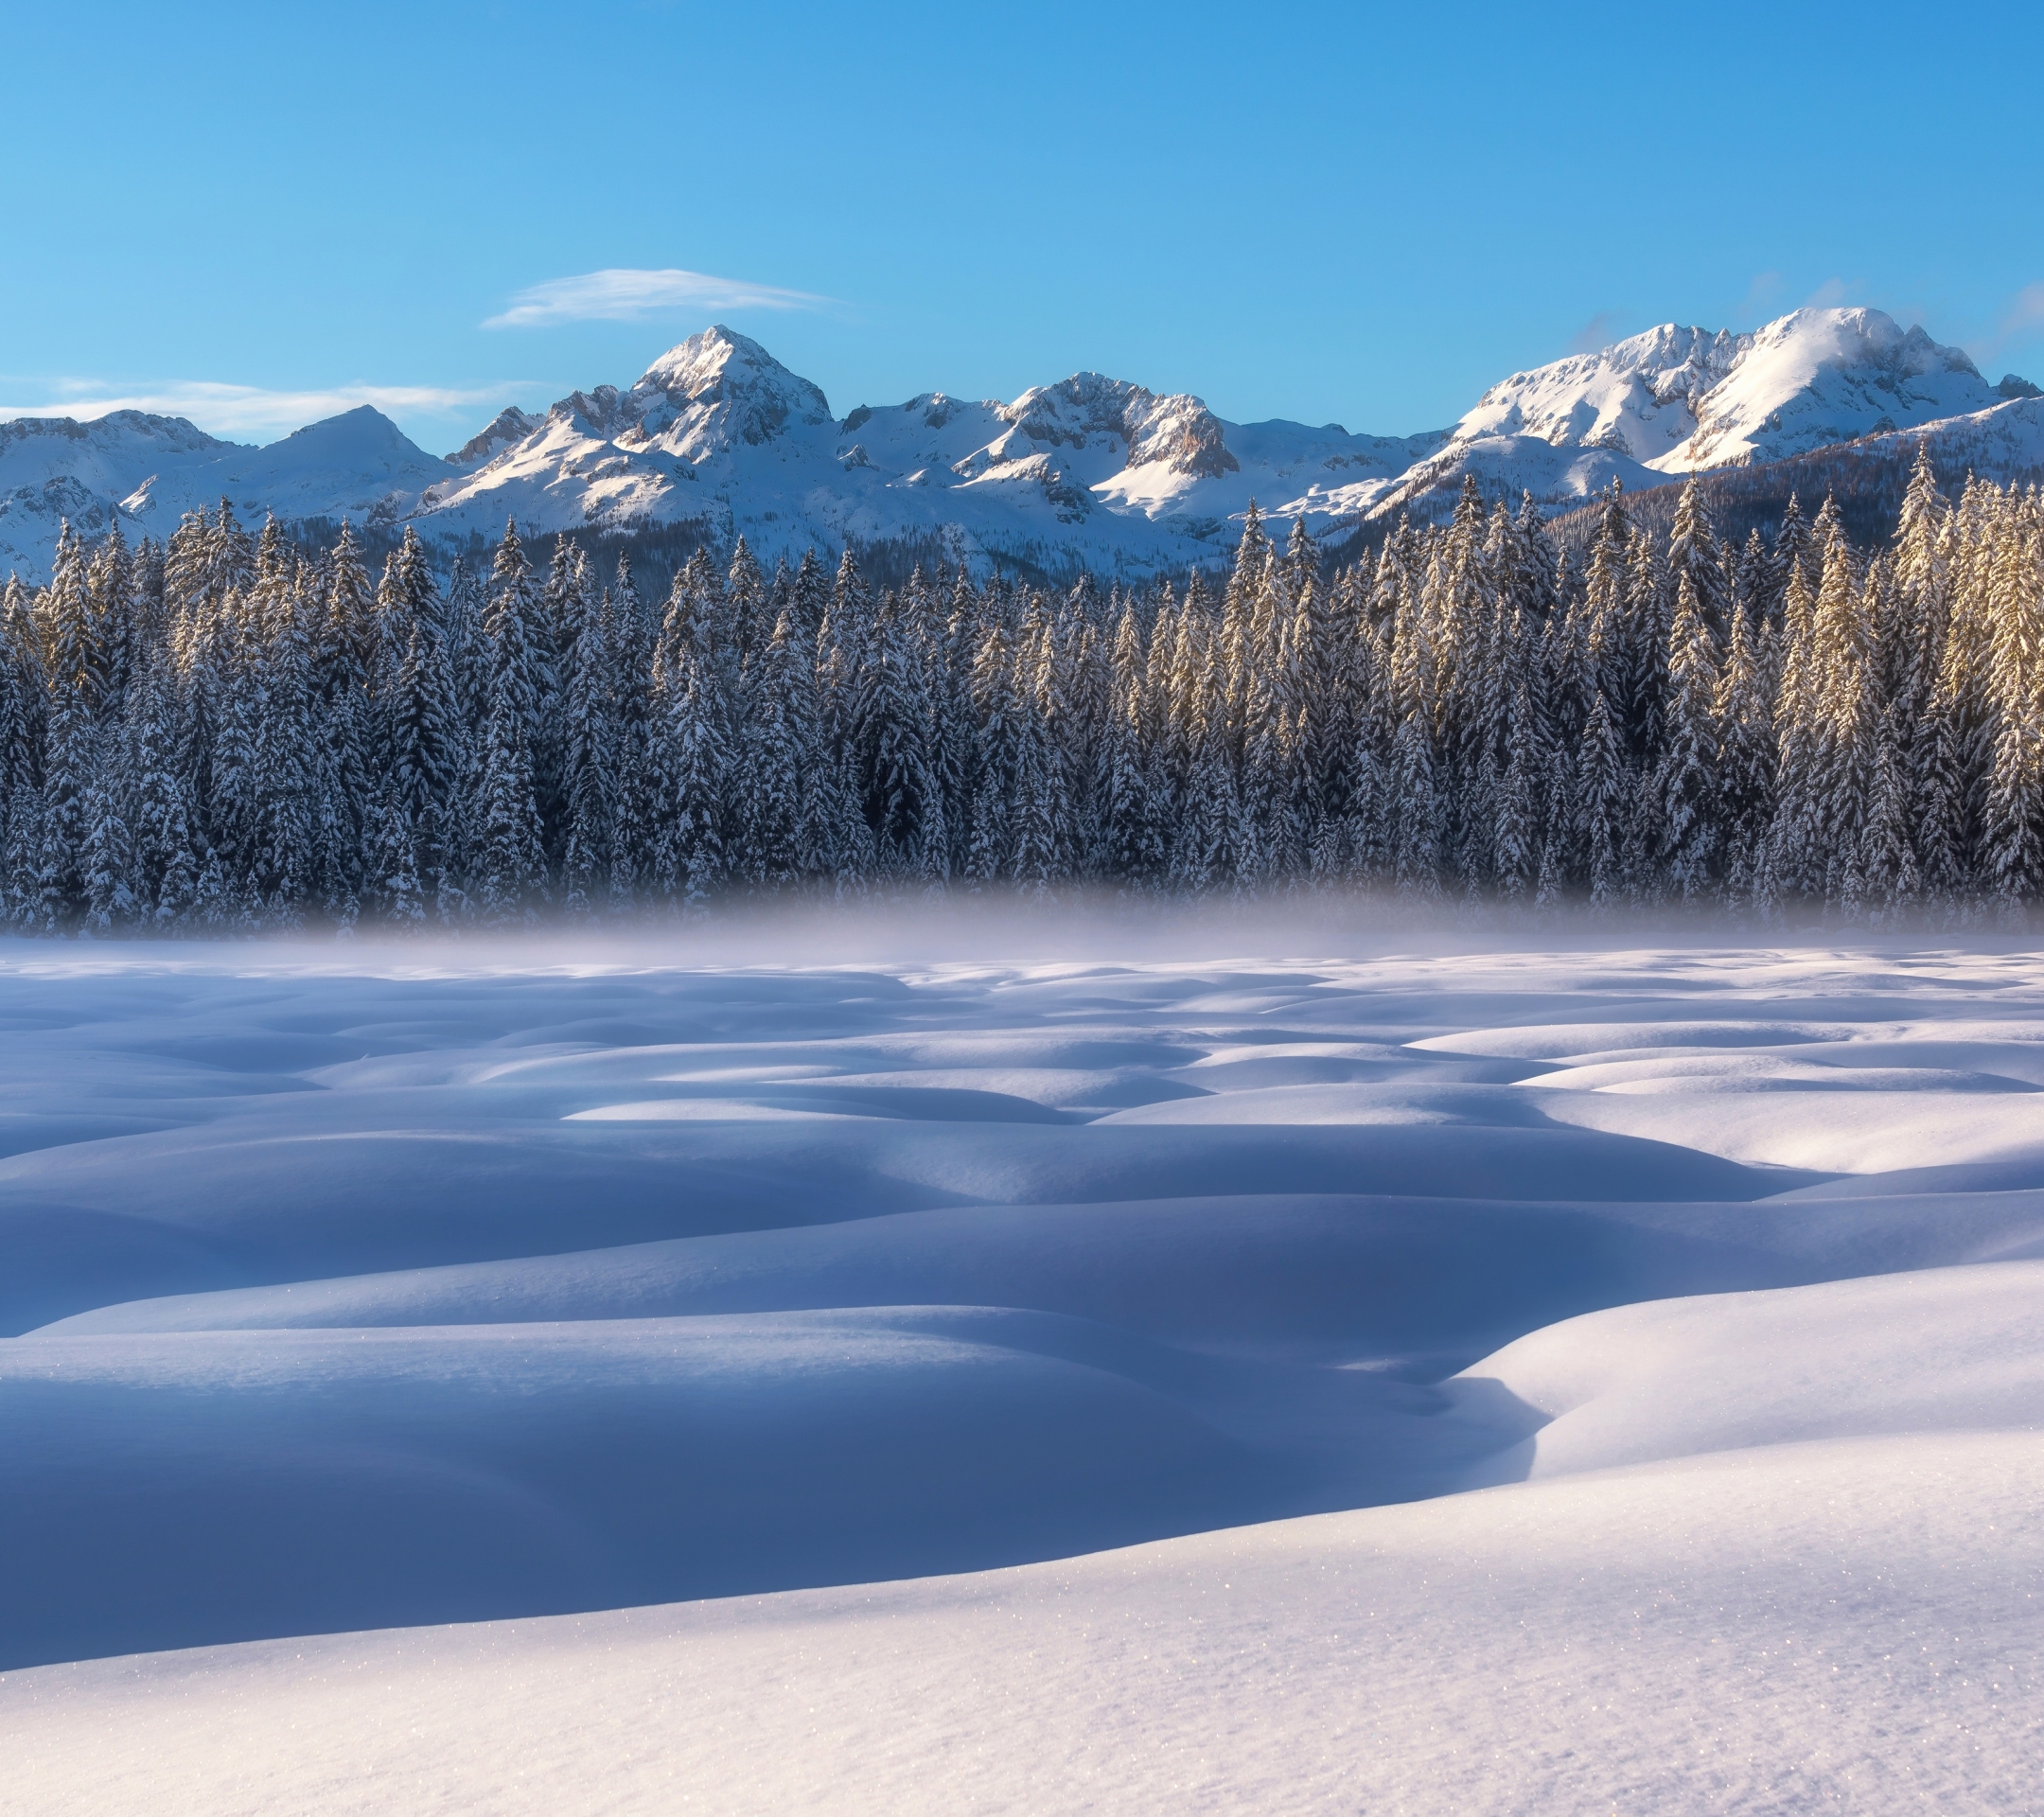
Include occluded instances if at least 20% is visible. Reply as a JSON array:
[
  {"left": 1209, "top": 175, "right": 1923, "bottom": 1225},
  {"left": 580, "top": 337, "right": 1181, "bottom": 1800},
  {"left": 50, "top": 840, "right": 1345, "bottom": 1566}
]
[{"left": 5, "top": 0, "right": 2041, "bottom": 453}]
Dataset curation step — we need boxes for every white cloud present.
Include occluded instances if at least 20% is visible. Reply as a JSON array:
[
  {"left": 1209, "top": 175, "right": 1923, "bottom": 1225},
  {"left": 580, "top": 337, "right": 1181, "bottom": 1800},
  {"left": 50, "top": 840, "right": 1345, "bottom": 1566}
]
[
  {"left": 0, "top": 379, "right": 508, "bottom": 440},
  {"left": 484, "top": 267, "right": 825, "bottom": 329}
]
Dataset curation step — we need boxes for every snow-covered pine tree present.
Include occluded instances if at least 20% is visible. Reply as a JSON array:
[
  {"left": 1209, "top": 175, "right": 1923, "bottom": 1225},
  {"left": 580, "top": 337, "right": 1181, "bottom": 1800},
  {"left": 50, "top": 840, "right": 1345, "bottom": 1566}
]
[
  {"left": 1860, "top": 705, "right": 1921, "bottom": 920},
  {"left": 86, "top": 520, "right": 132, "bottom": 719},
  {"left": 474, "top": 523, "right": 549, "bottom": 923},
  {"left": 652, "top": 641, "right": 729, "bottom": 909},
  {"left": 1665, "top": 476, "right": 1730, "bottom": 634},
  {"left": 606, "top": 554, "right": 654, "bottom": 904},
  {"left": 557, "top": 572, "right": 615, "bottom": 918},
  {"left": 964, "top": 616, "right": 1017, "bottom": 885},
  {"left": 735, "top": 607, "right": 809, "bottom": 890},
  {"left": 124, "top": 655, "right": 196, "bottom": 926},
  {"left": 1388, "top": 705, "right": 1441, "bottom": 901},
  {"left": 1654, "top": 571, "right": 1720, "bottom": 903},
  {"left": 1579, "top": 689, "right": 1627, "bottom": 913},
  {"left": 1713, "top": 598, "right": 1775, "bottom": 909},
  {"left": 1102, "top": 601, "right": 1158, "bottom": 887},
  {"left": 1492, "top": 683, "right": 1539, "bottom": 902},
  {"left": 1982, "top": 486, "right": 2044, "bottom": 911},
  {"left": 1810, "top": 519, "right": 1878, "bottom": 914},
  {"left": 250, "top": 562, "right": 318, "bottom": 911},
  {"left": 386, "top": 616, "right": 467, "bottom": 918},
  {"left": 36, "top": 522, "right": 103, "bottom": 926}
]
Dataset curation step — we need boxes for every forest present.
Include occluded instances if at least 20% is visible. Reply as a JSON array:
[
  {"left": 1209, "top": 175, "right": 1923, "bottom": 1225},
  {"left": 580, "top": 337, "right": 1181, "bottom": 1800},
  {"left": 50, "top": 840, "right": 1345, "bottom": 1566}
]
[{"left": 0, "top": 443, "right": 2034, "bottom": 932}]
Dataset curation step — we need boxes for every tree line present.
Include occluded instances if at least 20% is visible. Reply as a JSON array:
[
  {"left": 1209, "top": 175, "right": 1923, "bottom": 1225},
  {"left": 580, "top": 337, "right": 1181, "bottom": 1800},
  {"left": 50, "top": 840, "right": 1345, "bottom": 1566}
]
[{"left": 0, "top": 442, "right": 2035, "bottom": 933}]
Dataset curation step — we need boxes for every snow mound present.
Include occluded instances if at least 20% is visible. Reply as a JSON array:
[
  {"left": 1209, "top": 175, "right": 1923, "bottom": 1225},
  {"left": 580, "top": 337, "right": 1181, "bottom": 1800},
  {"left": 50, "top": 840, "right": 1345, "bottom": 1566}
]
[
  {"left": 5, "top": 1432, "right": 2036, "bottom": 1815},
  {"left": 1458, "top": 1260, "right": 2044, "bottom": 1481}
]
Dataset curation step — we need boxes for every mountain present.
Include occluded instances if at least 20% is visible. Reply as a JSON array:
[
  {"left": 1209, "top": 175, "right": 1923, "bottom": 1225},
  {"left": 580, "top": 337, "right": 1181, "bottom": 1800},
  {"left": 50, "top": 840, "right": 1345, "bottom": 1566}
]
[
  {"left": 2, "top": 307, "right": 2036, "bottom": 585},
  {"left": 404, "top": 327, "right": 1441, "bottom": 576},
  {"left": 0, "top": 407, "right": 454, "bottom": 582},
  {"left": 1361, "top": 307, "right": 2030, "bottom": 523}
]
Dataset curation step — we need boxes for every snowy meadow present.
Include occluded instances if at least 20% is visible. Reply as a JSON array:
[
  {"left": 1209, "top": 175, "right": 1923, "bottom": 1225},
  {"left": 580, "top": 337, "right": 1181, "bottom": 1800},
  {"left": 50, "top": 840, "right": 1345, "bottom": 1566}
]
[{"left": 1, "top": 915, "right": 2041, "bottom": 1813}]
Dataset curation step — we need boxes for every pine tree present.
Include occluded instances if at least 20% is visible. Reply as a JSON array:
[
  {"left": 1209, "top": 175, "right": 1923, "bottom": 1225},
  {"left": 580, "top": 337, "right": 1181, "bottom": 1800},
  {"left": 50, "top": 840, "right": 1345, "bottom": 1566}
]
[
  {"left": 1102, "top": 602, "right": 1158, "bottom": 885},
  {"left": 39, "top": 522, "right": 106, "bottom": 926},
  {"left": 1714, "top": 600, "right": 1774, "bottom": 907},
  {"left": 1389, "top": 706, "right": 1440, "bottom": 900},
  {"left": 1982, "top": 489, "right": 2044, "bottom": 909},
  {"left": 653, "top": 642, "right": 729, "bottom": 908},
  {"left": 1580, "top": 690, "right": 1627, "bottom": 912},
  {"left": 474, "top": 523, "right": 548, "bottom": 922},
  {"left": 557, "top": 574, "right": 615, "bottom": 917},
  {"left": 125, "top": 656, "right": 196, "bottom": 926},
  {"left": 1654, "top": 572, "right": 1720, "bottom": 902},
  {"left": 1860, "top": 706, "right": 1921, "bottom": 919},
  {"left": 1492, "top": 684, "right": 1539, "bottom": 901},
  {"left": 386, "top": 617, "right": 466, "bottom": 916},
  {"left": 735, "top": 609, "right": 808, "bottom": 890}
]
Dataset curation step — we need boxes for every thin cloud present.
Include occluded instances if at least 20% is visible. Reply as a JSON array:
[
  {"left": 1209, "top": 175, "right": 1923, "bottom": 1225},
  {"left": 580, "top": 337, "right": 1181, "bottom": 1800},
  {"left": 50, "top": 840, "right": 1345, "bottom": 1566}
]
[
  {"left": 1740, "top": 271, "right": 1784, "bottom": 317},
  {"left": 2003, "top": 283, "right": 2044, "bottom": 332},
  {"left": 1952, "top": 282, "right": 2044, "bottom": 378},
  {"left": 484, "top": 267, "right": 827, "bottom": 329},
  {"left": 1800, "top": 276, "right": 1856, "bottom": 310},
  {"left": 0, "top": 379, "right": 508, "bottom": 440},
  {"left": 1566, "top": 310, "right": 1625, "bottom": 356}
]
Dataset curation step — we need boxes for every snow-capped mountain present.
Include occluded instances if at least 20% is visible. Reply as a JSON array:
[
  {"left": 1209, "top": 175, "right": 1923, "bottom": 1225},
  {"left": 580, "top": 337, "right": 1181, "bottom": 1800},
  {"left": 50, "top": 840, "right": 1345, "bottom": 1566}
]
[
  {"left": 2, "top": 307, "right": 2037, "bottom": 585},
  {"left": 0, "top": 406, "right": 453, "bottom": 582},
  {"left": 1365, "top": 308, "right": 2030, "bottom": 522},
  {"left": 404, "top": 326, "right": 1440, "bottom": 575},
  {"left": 1450, "top": 308, "right": 2003, "bottom": 472}
]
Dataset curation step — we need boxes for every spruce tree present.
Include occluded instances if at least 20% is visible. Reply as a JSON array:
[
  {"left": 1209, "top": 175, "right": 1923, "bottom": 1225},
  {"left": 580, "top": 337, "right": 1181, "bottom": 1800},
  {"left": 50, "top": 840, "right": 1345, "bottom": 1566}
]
[{"left": 1655, "top": 572, "right": 1720, "bottom": 902}]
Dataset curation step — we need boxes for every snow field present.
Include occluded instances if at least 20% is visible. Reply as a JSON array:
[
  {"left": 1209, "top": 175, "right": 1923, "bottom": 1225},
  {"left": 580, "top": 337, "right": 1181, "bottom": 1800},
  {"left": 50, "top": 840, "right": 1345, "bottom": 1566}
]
[{"left": 1, "top": 932, "right": 2042, "bottom": 1809}]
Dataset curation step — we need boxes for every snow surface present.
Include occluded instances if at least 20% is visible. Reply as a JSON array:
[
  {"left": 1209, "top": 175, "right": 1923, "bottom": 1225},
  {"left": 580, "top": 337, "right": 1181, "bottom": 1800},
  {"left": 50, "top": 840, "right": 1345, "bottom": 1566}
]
[{"left": 0, "top": 925, "right": 2041, "bottom": 1809}]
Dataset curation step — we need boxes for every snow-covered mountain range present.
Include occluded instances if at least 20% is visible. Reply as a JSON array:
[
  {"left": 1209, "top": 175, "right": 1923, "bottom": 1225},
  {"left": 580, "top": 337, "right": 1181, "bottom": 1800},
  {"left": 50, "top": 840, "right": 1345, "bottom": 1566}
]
[{"left": 4, "top": 306, "right": 2039, "bottom": 583}]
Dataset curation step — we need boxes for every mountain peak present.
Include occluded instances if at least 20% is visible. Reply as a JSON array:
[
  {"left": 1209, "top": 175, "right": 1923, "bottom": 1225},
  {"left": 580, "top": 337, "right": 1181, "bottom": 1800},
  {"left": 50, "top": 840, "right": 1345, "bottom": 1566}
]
[
  {"left": 448, "top": 406, "right": 542, "bottom": 468},
  {"left": 999, "top": 373, "right": 1239, "bottom": 479},
  {"left": 640, "top": 324, "right": 800, "bottom": 392},
  {"left": 632, "top": 324, "right": 834, "bottom": 449}
]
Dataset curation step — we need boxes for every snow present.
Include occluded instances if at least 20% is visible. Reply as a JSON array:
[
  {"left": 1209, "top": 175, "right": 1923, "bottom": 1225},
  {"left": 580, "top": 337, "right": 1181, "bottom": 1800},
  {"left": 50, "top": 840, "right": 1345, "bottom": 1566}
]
[
  {"left": 4, "top": 1436, "right": 2037, "bottom": 1814},
  {"left": 1, "top": 927, "right": 2042, "bottom": 1809}
]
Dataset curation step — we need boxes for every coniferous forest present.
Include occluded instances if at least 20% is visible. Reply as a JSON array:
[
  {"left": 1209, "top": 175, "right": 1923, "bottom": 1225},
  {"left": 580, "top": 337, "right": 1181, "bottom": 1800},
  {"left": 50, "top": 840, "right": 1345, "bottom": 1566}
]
[{"left": 0, "top": 444, "right": 2036, "bottom": 933}]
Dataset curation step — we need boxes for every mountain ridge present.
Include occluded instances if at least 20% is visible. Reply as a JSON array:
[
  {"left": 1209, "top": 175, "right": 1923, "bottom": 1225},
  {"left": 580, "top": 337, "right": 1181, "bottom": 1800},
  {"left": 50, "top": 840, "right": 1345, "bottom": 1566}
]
[{"left": 2, "top": 308, "right": 2036, "bottom": 584}]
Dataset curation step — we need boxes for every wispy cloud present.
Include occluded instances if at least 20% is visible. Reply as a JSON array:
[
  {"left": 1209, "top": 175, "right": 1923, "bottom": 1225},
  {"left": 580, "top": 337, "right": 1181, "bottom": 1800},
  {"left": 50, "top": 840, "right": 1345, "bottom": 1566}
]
[
  {"left": 0, "top": 379, "right": 509, "bottom": 441},
  {"left": 1947, "top": 282, "right": 2044, "bottom": 379},
  {"left": 1996, "top": 283, "right": 2044, "bottom": 343},
  {"left": 1566, "top": 310, "right": 1626, "bottom": 356},
  {"left": 1800, "top": 276, "right": 1860, "bottom": 311},
  {"left": 484, "top": 267, "right": 827, "bottom": 329}
]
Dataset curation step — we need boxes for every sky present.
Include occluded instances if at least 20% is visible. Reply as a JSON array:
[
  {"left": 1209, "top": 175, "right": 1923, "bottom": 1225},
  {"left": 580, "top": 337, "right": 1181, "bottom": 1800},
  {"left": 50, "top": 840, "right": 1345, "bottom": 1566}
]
[{"left": 4, "top": 0, "right": 2042, "bottom": 453}]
